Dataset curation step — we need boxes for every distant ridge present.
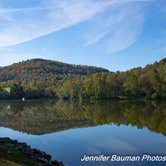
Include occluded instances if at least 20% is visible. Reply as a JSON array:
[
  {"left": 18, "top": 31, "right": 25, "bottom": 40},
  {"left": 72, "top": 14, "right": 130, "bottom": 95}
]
[{"left": 0, "top": 58, "right": 109, "bottom": 82}]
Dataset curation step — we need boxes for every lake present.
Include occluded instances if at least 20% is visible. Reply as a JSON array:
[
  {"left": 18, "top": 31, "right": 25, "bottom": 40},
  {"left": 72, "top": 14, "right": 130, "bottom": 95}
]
[{"left": 0, "top": 100, "right": 166, "bottom": 166}]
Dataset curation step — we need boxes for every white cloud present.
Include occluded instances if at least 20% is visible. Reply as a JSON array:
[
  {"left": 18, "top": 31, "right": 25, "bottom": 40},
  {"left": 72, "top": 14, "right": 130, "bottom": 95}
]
[
  {"left": 0, "top": 0, "right": 151, "bottom": 54},
  {"left": 83, "top": 1, "right": 149, "bottom": 54}
]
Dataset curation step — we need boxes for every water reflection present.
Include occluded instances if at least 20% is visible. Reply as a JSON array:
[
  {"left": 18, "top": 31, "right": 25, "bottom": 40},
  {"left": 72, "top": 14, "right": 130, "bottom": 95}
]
[
  {"left": 0, "top": 100, "right": 165, "bottom": 135},
  {"left": 0, "top": 100, "right": 166, "bottom": 166}
]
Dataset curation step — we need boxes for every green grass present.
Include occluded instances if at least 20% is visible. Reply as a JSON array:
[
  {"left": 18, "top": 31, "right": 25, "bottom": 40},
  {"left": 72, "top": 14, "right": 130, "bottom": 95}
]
[
  {"left": 0, "top": 141, "right": 36, "bottom": 166},
  {"left": 3, "top": 87, "right": 11, "bottom": 93},
  {"left": 0, "top": 159, "right": 21, "bottom": 166}
]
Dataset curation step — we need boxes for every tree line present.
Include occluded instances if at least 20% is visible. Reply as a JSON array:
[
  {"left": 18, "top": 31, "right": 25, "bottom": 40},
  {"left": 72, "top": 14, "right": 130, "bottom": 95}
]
[{"left": 0, "top": 58, "right": 165, "bottom": 100}]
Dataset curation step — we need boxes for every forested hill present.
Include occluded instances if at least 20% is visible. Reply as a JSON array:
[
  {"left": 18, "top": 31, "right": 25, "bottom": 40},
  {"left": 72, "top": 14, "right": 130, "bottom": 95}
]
[
  {"left": 0, "top": 58, "right": 165, "bottom": 100},
  {"left": 0, "top": 58, "right": 109, "bottom": 82}
]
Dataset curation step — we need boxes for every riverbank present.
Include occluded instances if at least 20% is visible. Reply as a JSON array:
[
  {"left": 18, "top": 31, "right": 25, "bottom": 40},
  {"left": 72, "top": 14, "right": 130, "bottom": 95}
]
[{"left": 0, "top": 137, "right": 63, "bottom": 166}]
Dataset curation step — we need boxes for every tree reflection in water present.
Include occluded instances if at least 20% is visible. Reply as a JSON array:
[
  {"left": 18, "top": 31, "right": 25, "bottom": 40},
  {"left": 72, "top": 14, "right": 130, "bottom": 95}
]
[{"left": 0, "top": 100, "right": 165, "bottom": 135}]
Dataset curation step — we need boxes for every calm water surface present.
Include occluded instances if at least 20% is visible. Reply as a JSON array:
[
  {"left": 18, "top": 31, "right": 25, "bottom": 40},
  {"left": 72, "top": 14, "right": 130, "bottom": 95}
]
[{"left": 0, "top": 100, "right": 166, "bottom": 166}]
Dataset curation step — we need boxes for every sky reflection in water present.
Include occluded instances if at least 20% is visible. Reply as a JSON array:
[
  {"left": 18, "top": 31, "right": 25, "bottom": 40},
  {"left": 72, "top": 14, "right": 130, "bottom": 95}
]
[{"left": 0, "top": 100, "right": 166, "bottom": 166}]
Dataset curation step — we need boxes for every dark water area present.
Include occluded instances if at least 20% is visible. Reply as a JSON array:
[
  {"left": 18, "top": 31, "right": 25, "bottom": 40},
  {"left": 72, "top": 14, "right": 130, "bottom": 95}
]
[{"left": 0, "top": 100, "right": 166, "bottom": 166}]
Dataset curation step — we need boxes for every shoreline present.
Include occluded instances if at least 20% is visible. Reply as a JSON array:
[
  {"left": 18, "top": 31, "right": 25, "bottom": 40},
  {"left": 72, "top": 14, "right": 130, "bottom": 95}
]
[{"left": 0, "top": 137, "right": 64, "bottom": 166}]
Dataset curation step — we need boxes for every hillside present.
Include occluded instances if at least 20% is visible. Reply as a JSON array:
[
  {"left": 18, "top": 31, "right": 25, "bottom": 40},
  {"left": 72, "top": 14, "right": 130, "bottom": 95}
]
[
  {"left": 56, "top": 57, "right": 166, "bottom": 100},
  {"left": 0, "top": 59, "right": 109, "bottom": 82},
  {"left": 0, "top": 58, "right": 165, "bottom": 100}
]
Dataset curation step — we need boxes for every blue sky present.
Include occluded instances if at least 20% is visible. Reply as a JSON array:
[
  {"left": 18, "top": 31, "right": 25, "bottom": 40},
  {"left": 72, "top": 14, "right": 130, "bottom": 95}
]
[{"left": 0, "top": 0, "right": 165, "bottom": 71}]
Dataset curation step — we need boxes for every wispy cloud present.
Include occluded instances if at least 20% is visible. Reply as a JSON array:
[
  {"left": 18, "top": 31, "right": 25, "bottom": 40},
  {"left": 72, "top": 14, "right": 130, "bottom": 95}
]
[
  {"left": 0, "top": 0, "right": 151, "bottom": 54},
  {"left": 83, "top": 1, "right": 150, "bottom": 54}
]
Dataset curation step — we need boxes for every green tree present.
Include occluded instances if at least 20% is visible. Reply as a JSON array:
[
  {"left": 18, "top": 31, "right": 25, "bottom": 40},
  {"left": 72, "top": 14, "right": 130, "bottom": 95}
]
[
  {"left": 10, "top": 83, "right": 25, "bottom": 99},
  {"left": 123, "top": 74, "right": 140, "bottom": 97}
]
